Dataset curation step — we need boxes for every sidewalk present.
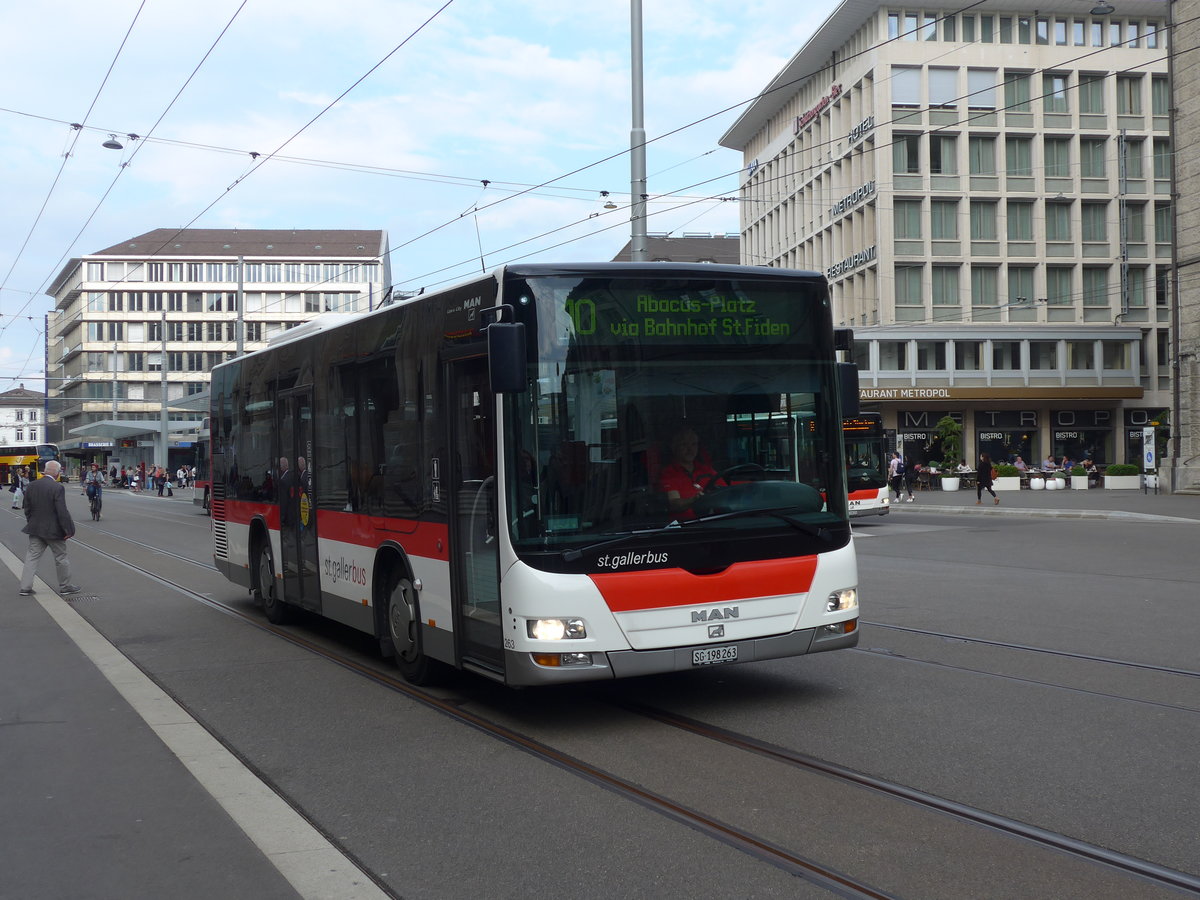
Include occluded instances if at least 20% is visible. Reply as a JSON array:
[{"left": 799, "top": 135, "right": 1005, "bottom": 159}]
[
  {"left": 0, "top": 583, "right": 302, "bottom": 899},
  {"left": 886, "top": 482, "right": 1200, "bottom": 524},
  {"left": 0, "top": 537, "right": 386, "bottom": 900}
]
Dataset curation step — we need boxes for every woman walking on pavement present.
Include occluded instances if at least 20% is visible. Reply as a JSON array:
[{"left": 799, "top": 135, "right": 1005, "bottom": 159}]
[{"left": 977, "top": 452, "right": 999, "bottom": 505}]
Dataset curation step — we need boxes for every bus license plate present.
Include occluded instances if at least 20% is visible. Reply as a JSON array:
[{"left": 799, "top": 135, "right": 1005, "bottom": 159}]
[{"left": 693, "top": 645, "right": 737, "bottom": 666}]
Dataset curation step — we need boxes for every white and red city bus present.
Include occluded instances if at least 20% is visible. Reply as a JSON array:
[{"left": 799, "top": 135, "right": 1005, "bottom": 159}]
[
  {"left": 844, "top": 414, "right": 890, "bottom": 518},
  {"left": 192, "top": 418, "right": 211, "bottom": 513},
  {"left": 209, "top": 263, "right": 859, "bottom": 686}
]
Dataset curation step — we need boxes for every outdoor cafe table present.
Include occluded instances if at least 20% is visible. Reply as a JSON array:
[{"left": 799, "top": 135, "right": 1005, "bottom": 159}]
[{"left": 929, "top": 469, "right": 976, "bottom": 489}]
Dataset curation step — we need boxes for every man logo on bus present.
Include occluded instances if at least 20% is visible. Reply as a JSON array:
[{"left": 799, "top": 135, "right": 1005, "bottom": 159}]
[{"left": 691, "top": 607, "right": 739, "bottom": 623}]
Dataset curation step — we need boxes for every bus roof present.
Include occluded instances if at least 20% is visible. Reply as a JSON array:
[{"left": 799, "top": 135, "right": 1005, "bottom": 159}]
[
  {"left": 500, "top": 261, "right": 825, "bottom": 281},
  {"left": 215, "top": 262, "right": 829, "bottom": 370}
]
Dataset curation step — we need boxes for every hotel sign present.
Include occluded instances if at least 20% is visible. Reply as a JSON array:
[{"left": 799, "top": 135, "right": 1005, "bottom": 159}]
[
  {"left": 829, "top": 181, "right": 876, "bottom": 220},
  {"left": 794, "top": 84, "right": 843, "bottom": 134},
  {"left": 849, "top": 115, "right": 875, "bottom": 145}
]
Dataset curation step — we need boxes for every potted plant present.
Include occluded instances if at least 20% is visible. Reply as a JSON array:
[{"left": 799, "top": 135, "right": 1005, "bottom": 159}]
[
  {"left": 933, "top": 416, "right": 962, "bottom": 492},
  {"left": 1070, "top": 464, "right": 1089, "bottom": 490},
  {"left": 1048, "top": 471, "right": 1067, "bottom": 490},
  {"left": 1103, "top": 463, "right": 1141, "bottom": 489},
  {"left": 993, "top": 463, "right": 1021, "bottom": 491}
]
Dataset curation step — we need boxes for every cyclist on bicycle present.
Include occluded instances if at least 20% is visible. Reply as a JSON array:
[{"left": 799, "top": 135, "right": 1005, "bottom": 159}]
[{"left": 84, "top": 463, "right": 106, "bottom": 520}]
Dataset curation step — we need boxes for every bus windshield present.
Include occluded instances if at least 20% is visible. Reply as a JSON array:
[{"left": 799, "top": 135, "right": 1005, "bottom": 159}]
[
  {"left": 503, "top": 273, "right": 848, "bottom": 561},
  {"left": 843, "top": 416, "right": 889, "bottom": 492}
]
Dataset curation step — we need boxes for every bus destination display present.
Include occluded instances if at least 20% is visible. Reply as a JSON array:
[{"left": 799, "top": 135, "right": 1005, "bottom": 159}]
[{"left": 565, "top": 292, "right": 795, "bottom": 342}]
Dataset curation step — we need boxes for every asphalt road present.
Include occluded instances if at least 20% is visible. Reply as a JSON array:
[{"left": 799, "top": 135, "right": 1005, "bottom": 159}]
[{"left": 2, "top": 487, "right": 1197, "bottom": 899}]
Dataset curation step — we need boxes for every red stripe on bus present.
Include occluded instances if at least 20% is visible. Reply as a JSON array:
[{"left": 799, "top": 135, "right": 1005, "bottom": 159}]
[
  {"left": 318, "top": 511, "right": 449, "bottom": 560},
  {"left": 590, "top": 556, "right": 819, "bottom": 612},
  {"left": 219, "top": 500, "right": 449, "bottom": 560},
  {"left": 848, "top": 488, "right": 883, "bottom": 501},
  {"left": 222, "top": 499, "right": 279, "bottom": 528}
]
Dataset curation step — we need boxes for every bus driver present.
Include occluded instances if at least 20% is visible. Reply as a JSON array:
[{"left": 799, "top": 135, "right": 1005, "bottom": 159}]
[{"left": 658, "top": 427, "right": 725, "bottom": 519}]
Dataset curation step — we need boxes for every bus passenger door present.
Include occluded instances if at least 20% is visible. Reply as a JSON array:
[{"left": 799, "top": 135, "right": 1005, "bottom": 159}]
[
  {"left": 279, "top": 390, "right": 321, "bottom": 611},
  {"left": 447, "top": 356, "right": 503, "bottom": 674}
]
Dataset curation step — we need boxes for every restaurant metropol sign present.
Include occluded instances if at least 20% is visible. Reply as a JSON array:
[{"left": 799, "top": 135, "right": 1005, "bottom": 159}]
[{"left": 860, "top": 386, "right": 1143, "bottom": 401}]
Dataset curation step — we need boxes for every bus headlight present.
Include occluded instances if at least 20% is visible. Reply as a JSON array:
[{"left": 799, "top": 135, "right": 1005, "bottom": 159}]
[
  {"left": 527, "top": 618, "right": 587, "bottom": 640},
  {"left": 826, "top": 588, "right": 858, "bottom": 612}
]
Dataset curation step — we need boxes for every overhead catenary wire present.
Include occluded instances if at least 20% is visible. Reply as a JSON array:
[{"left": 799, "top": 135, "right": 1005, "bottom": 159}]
[
  {"left": 2, "top": 1, "right": 1188, "bottom": 379},
  {"left": 2, "top": 0, "right": 1161, "bottom": 302},
  {"left": 0, "top": 1, "right": 147, "bottom": 308},
  {"left": 2, "top": 1, "right": 471, "bottom": 383},
  {"left": 0, "top": 0, "right": 252, "bottom": 343}
]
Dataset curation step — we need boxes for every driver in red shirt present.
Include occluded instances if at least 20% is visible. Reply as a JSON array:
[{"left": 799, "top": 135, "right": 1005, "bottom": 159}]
[{"left": 658, "top": 427, "right": 725, "bottom": 519}]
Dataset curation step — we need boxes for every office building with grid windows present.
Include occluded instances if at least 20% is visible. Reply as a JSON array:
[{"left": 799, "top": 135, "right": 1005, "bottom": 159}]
[
  {"left": 1169, "top": 0, "right": 1199, "bottom": 491},
  {"left": 721, "top": 1, "right": 1174, "bottom": 474},
  {"left": 45, "top": 228, "right": 390, "bottom": 470}
]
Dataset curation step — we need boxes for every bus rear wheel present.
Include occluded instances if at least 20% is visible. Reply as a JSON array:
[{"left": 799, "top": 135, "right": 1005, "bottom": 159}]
[
  {"left": 387, "top": 576, "right": 437, "bottom": 684},
  {"left": 254, "top": 539, "right": 290, "bottom": 624}
]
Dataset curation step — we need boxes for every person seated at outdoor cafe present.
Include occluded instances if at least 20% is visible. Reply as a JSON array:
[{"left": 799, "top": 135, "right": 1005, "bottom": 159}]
[
  {"left": 956, "top": 459, "right": 972, "bottom": 473},
  {"left": 1013, "top": 455, "right": 1028, "bottom": 472},
  {"left": 1042, "top": 455, "right": 1058, "bottom": 471},
  {"left": 1060, "top": 456, "right": 1074, "bottom": 472},
  {"left": 1082, "top": 457, "right": 1097, "bottom": 473}
]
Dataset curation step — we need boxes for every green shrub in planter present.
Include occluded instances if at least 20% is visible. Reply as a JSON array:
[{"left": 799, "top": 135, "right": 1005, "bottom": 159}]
[
  {"left": 994, "top": 464, "right": 1019, "bottom": 477},
  {"left": 1105, "top": 463, "right": 1140, "bottom": 476},
  {"left": 1070, "top": 465, "right": 1086, "bottom": 477}
]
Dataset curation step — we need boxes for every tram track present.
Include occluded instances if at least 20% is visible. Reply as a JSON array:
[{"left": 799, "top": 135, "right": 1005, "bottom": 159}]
[
  {"left": 851, "top": 643, "right": 1200, "bottom": 714},
  {"left": 609, "top": 700, "right": 1200, "bottom": 896},
  {"left": 62, "top": 532, "right": 1200, "bottom": 899},
  {"left": 851, "top": 622, "right": 1200, "bottom": 714},
  {"left": 66, "top": 533, "right": 895, "bottom": 899},
  {"left": 859, "top": 621, "right": 1200, "bottom": 680}
]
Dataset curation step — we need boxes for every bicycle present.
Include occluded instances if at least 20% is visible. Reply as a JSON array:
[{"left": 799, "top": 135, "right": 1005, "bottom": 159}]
[{"left": 88, "top": 485, "right": 102, "bottom": 521}]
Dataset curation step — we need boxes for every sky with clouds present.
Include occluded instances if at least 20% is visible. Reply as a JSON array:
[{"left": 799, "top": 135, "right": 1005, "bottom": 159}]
[{"left": 0, "top": 0, "right": 838, "bottom": 388}]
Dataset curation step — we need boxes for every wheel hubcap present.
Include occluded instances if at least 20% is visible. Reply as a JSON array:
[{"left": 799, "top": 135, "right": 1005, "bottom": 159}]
[
  {"left": 258, "top": 550, "right": 275, "bottom": 603},
  {"left": 389, "top": 582, "right": 416, "bottom": 660}
]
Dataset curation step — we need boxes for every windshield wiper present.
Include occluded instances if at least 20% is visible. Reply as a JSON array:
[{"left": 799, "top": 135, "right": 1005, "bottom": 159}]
[
  {"left": 560, "top": 526, "right": 677, "bottom": 563},
  {"left": 679, "top": 507, "right": 843, "bottom": 542}
]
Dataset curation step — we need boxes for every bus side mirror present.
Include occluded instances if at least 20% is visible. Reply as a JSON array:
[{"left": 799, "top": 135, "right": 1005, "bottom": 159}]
[
  {"left": 488, "top": 322, "right": 527, "bottom": 393},
  {"left": 838, "top": 362, "right": 860, "bottom": 418}
]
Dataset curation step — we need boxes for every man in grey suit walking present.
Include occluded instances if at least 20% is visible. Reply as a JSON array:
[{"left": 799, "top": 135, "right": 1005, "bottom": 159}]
[{"left": 18, "top": 460, "right": 80, "bottom": 596}]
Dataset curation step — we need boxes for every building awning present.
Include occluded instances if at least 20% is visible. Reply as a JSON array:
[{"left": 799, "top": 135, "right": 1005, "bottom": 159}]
[
  {"left": 69, "top": 419, "right": 197, "bottom": 439},
  {"left": 65, "top": 420, "right": 198, "bottom": 444}
]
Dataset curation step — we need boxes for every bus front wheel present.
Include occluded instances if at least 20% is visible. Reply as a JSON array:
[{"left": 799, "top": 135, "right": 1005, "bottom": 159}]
[
  {"left": 254, "top": 539, "right": 290, "bottom": 624},
  {"left": 387, "top": 576, "right": 437, "bottom": 684}
]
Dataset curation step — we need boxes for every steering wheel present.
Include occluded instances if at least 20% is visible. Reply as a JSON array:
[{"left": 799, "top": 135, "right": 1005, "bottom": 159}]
[{"left": 705, "top": 462, "right": 766, "bottom": 489}]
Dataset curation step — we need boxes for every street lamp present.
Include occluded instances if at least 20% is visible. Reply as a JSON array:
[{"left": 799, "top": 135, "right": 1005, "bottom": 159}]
[{"left": 629, "top": 0, "right": 647, "bottom": 261}]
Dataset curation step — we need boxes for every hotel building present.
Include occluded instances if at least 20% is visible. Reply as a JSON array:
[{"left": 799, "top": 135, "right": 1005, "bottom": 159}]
[
  {"left": 721, "top": 0, "right": 1174, "bottom": 474},
  {"left": 1169, "top": 0, "right": 1199, "bottom": 491}
]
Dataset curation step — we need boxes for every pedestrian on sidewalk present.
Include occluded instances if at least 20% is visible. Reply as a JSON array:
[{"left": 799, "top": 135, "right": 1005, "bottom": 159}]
[
  {"left": 17, "top": 460, "right": 80, "bottom": 596},
  {"left": 888, "top": 451, "right": 913, "bottom": 502},
  {"left": 977, "top": 452, "right": 999, "bottom": 506}
]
